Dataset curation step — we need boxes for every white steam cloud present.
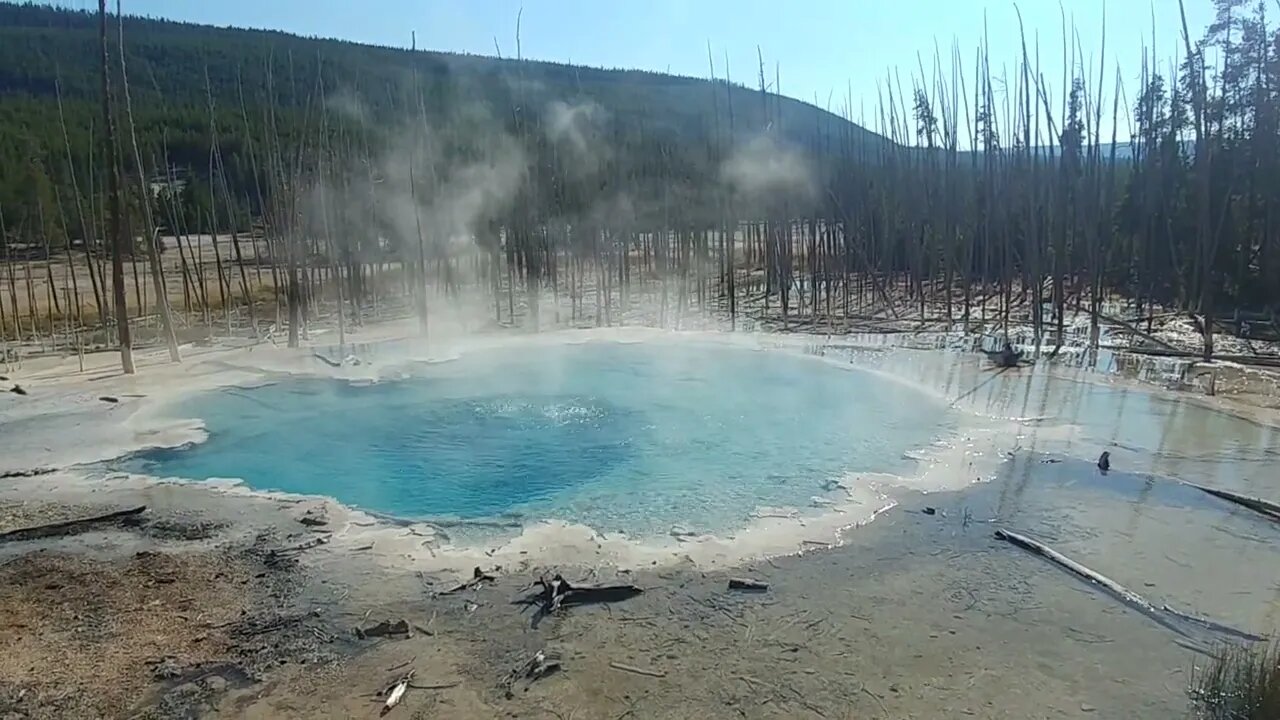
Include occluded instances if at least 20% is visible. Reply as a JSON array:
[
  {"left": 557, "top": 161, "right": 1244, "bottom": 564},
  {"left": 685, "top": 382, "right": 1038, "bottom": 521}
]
[
  {"left": 544, "top": 100, "right": 611, "bottom": 175},
  {"left": 720, "top": 135, "right": 816, "bottom": 202}
]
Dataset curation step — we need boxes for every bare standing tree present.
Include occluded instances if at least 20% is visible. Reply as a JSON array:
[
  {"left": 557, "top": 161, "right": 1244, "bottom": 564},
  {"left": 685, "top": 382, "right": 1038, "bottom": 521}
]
[
  {"left": 99, "top": 0, "right": 133, "bottom": 374},
  {"left": 117, "top": 0, "right": 180, "bottom": 363}
]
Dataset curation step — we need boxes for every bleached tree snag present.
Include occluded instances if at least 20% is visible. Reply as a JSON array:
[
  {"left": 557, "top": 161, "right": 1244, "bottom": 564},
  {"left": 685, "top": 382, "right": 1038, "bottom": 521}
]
[
  {"left": 118, "top": 0, "right": 180, "bottom": 363},
  {"left": 99, "top": 0, "right": 133, "bottom": 374}
]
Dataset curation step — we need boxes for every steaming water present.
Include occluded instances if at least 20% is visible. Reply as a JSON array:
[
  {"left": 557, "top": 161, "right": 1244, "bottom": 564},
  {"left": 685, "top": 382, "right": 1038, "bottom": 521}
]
[{"left": 127, "top": 341, "right": 956, "bottom": 537}]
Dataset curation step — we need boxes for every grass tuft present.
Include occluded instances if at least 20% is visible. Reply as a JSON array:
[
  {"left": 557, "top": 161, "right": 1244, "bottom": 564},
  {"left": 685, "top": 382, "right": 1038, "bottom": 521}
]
[{"left": 1191, "top": 642, "right": 1280, "bottom": 720}]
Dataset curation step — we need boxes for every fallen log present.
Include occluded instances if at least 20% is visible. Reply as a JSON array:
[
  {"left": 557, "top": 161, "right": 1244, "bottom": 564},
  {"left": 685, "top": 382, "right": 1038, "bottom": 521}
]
[
  {"left": 0, "top": 467, "right": 55, "bottom": 479},
  {"left": 1115, "top": 346, "right": 1280, "bottom": 369},
  {"left": 517, "top": 574, "right": 643, "bottom": 619},
  {"left": 1160, "top": 605, "right": 1266, "bottom": 642},
  {"left": 544, "top": 576, "right": 642, "bottom": 611},
  {"left": 312, "top": 353, "right": 342, "bottom": 368},
  {"left": 609, "top": 661, "right": 666, "bottom": 678},
  {"left": 994, "top": 529, "right": 1258, "bottom": 643},
  {"left": 407, "top": 680, "right": 459, "bottom": 690},
  {"left": 1093, "top": 310, "right": 1179, "bottom": 352},
  {"left": 443, "top": 566, "right": 498, "bottom": 594},
  {"left": 264, "top": 534, "right": 331, "bottom": 566},
  {"left": 0, "top": 505, "right": 146, "bottom": 543},
  {"left": 728, "top": 578, "right": 769, "bottom": 592},
  {"left": 273, "top": 534, "right": 331, "bottom": 555},
  {"left": 1183, "top": 483, "right": 1280, "bottom": 522},
  {"left": 995, "top": 529, "right": 1155, "bottom": 608}
]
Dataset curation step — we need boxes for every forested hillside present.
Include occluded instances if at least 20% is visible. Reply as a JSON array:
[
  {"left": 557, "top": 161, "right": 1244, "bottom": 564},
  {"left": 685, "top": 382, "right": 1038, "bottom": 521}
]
[
  {"left": 0, "top": 1, "right": 883, "bottom": 237},
  {"left": 1, "top": 0, "right": 1278, "bottom": 368}
]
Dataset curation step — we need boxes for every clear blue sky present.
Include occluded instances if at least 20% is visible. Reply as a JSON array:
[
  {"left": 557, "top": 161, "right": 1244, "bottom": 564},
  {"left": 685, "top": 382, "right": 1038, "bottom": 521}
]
[{"left": 53, "top": 0, "right": 1215, "bottom": 139}]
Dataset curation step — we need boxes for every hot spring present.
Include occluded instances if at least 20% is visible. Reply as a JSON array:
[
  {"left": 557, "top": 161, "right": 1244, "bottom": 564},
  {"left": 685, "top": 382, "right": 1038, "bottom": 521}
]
[{"left": 127, "top": 340, "right": 958, "bottom": 538}]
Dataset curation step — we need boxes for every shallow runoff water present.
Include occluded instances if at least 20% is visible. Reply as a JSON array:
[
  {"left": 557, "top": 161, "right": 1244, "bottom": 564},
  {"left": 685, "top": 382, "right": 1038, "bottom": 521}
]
[{"left": 128, "top": 339, "right": 956, "bottom": 537}]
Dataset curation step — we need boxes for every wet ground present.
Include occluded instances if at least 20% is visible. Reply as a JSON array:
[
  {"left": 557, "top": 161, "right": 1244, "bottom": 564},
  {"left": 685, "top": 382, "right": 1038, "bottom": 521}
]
[
  {"left": 1, "top": 331, "right": 1278, "bottom": 719},
  {"left": 234, "top": 451, "right": 1275, "bottom": 720},
  {"left": 2, "top": 447, "right": 1275, "bottom": 718}
]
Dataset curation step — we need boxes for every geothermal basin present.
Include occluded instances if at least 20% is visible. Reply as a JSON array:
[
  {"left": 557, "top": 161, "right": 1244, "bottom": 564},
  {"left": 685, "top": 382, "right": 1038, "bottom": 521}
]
[{"left": 124, "top": 338, "right": 958, "bottom": 541}]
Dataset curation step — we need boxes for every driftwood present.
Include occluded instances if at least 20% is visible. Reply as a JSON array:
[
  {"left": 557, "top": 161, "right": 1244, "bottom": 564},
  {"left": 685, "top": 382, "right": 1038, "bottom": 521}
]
[
  {"left": 272, "top": 535, "right": 331, "bottom": 555},
  {"left": 609, "top": 661, "right": 666, "bottom": 678},
  {"left": 264, "top": 534, "right": 331, "bottom": 566},
  {"left": 728, "top": 578, "right": 769, "bottom": 592},
  {"left": 1183, "top": 483, "right": 1280, "bottom": 522},
  {"left": 1117, "top": 346, "right": 1280, "bottom": 368},
  {"left": 408, "top": 680, "right": 459, "bottom": 690},
  {"left": 1094, "top": 310, "right": 1180, "bottom": 352},
  {"left": 1160, "top": 604, "right": 1266, "bottom": 642},
  {"left": 380, "top": 670, "right": 412, "bottom": 716},
  {"left": 515, "top": 574, "right": 643, "bottom": 626},
  {"left": 540, "top": 575, "right": 643, "bottom": 612},
  {"left": 0, "top": 505, "right": 146, "bottom": 543},
  {"left": 312, "top": 352, "right": 342, "bottom": 368},
  {"left": 995, "top": 529, "right": 1158, "bottom": 610},
  {"left": 502, "top": 649, "right": 561, "bottom": 699},
  {"left": 0, "top": 467, "right": 55, "bottom": 479},
  {"left": 994, "top": 529, "right": 1258, "bottom": 644},
  {"left": 443, "top": 566, "right": 497, "bottom": 594}
]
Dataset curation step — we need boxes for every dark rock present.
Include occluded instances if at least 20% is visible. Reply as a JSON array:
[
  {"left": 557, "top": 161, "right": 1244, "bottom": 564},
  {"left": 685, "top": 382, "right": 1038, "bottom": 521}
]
[
  {"left": 356, "top": 618, "right": 411, "bottom": 639},
  {"left": 728, "top": 577, "right": 769, "bottom": 591},
  {"left": 298, "top": 507, "right": 329, "bottom": 527},
  {"left": 202, "top": 675, "right": 228, "bottom": 693}
]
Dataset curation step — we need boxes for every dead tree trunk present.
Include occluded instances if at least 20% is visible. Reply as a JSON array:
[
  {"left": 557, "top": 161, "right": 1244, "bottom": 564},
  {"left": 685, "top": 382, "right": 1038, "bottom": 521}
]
[{"left": 100, "top": 0, "right": 133, "bottom": 374}]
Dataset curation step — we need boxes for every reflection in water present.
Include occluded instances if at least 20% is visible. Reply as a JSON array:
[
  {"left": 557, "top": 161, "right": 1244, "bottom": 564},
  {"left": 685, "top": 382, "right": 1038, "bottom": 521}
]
[{"left": 845, "top": 347, "right": 1280, "bottom": 636}]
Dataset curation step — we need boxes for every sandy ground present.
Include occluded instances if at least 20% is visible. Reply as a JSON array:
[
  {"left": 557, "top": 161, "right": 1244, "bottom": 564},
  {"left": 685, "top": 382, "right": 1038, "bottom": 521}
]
[
  {"left": 0, "top": 496, "right": 339, "bottom": 720},
  {"left": 1, "top": 320, "right": 1278, "bottom": 718},
  {"left": 4, "top": 452, "right": 1276, "bottom": 719}
]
